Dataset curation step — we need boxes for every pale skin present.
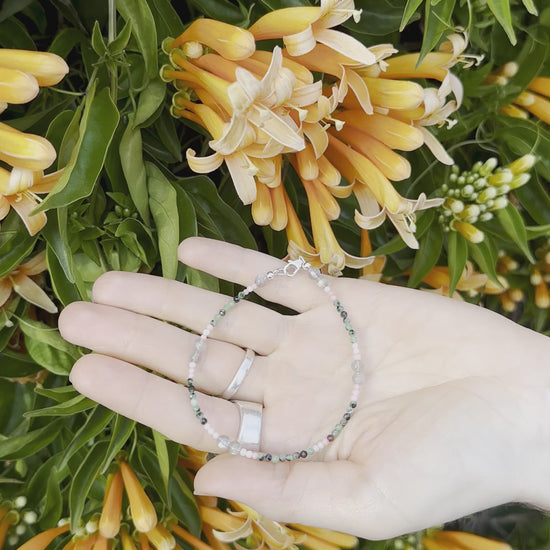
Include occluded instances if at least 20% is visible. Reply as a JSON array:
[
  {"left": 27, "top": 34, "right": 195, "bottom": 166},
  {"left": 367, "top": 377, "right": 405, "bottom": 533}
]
[{"left": 59, "top": 237, "right": 550, "bottom": 540}]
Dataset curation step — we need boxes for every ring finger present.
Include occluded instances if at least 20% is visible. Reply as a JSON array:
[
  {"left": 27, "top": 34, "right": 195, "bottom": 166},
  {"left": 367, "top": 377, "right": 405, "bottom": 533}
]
[{"left": 59, "top": 301, "right": 270, "bottom": 402}]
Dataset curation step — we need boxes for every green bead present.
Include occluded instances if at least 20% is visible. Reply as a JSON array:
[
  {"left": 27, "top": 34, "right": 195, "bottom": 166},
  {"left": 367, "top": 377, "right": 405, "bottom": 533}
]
[
  {"left": 307, "top": 448, "right": 314, "bottom": 456},
  {"left": 272, "top": 456, "right": 280, "bottom": 464}
]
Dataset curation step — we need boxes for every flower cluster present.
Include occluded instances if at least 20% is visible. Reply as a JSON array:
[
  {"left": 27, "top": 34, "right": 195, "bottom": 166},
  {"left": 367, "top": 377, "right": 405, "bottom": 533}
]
[
  {"left": 438, "top": 154, "right": 536, "bottom": 243},
  {"left": 0, "top": 49, "right": 67, "bottom": 235},
  {"left": 161, "top": 1, "right": 466, "bottom": 274},
  {"left": 486, "top": 63, "right": 550, "bottom": 124},
  {"left": 180, "top": 446, "right": 357, "bottom": 550},
  {"left": 420, "top": 261, "right": 507, "bottom": 300}
]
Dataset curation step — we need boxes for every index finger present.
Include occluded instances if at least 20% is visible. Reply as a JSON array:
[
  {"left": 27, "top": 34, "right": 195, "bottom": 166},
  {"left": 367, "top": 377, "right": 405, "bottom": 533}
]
[{"left": 178, "top": 237, "right": 333, "bottom": 313}]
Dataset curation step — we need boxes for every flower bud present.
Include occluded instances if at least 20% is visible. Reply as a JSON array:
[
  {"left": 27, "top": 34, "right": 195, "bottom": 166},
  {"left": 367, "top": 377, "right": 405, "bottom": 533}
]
[
  {"left": 0, "top": 67, "right": 39, "bottom": 104},
  {"left": 145, "top": 524, "right": 176, "bottom": 550},
  {"left": 500, "top": 292, "right": 517, "bottom": 312},
  {"left": 509, "top": 173, "right": 531, "bottom": 190},
  {"left": 479, "top": 212, "right": 493, "bottom": 222},
  {"left": 535, "top": 280, "right": 550, "bottom": 308},
  {"left": 488, "top": 169, "right": 513, "bottom": 186},
  {"left": 498, "top": 62, "right": 519, "bottom": 78},
  {"left": 452, "top": 220, "right": 484, "bottom": 243},
  {"left": 0, "top": 49, "right": 69, "bottom": 87},
  {"left": 507, "top": 154, "right": 536, "bottom": 175},
  {"left": 489, "top": 196, "right": 508, "bottom": 210},
  {"left": 477, "top": 187, "right": 497, "bottom": 202},
  {"left": 530, "top": 269, "right": 542, "bottom": 286},
  {"left": 14, "top": 497, "right": 27, "bottom": 509},
  {"left": 23, "top": 511, "right": 37, "bottom": 524},
  {"left": 119, "top": 462, "right": 157, "bottom": 533},
  {"left": 444, "top": 198, "right": 464, "bottom": 213},
  {"left": 480, "top": 157, "right": 498, "bottom": 176},
  {"left": 509, "top": 288, "right": 524, "bottom": 302}
]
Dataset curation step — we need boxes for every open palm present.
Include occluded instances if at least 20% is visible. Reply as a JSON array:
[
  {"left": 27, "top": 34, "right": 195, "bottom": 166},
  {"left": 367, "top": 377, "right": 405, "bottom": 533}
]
[{"left": 59, "top": 237, "right": 550, "bottom": 540}]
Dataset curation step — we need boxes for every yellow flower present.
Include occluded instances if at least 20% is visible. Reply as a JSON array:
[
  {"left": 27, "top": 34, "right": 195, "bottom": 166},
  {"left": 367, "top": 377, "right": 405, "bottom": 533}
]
[
  {"left": 359, "top": 230, "right": 386, "bottom": 281},
  {"left": 145, "top": 524, "right": 176, "bottom": 550},
  {"left": 423, "top": 530, "right": 512, "bottom": 550},
  {"left": 451, "top": 220, "right": 484, "bottom": 244},
  {"left": 119, "top": 461, "right": 158, "bottom": 533},
  {"left": 0, "top": 251, "right": 58, "bottom": 317},
  {"left": 200, "top": 501, "right": 357, "bottom": 550},
  {"left": 16, "top": 523, "right": 71, "bottom": 550},
  {"left": 166, "top": 19, "right": 255, "bottom": 61},
  {"left": 420, "top": 262, "right": 507, "bottom": 299},
  {"left": 0, "top": 67, "right": 39, "bottom": 104},
  {"left": 0, "top": 122, "right": 57, "bottom": 171},
  {"left": 0, "top": 49, "right": 68, "bottom": 87},
  {"left": 249, "top": 0, "right": 375, "bottom": 66},
  {"left": 0, "top": 166, "right": 62, "bottom": 235},
  {"left": 0, "top": 510, "right": 17, "bottom": 549},
  {"left": 99, "top": 470, "right": 124, "bottom": 538}
]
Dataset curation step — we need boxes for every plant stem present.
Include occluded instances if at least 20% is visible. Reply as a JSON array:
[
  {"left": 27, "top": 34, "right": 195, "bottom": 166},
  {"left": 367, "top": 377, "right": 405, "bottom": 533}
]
[{"left": 108, "top": 0, "right": 117, "bottom": 103}]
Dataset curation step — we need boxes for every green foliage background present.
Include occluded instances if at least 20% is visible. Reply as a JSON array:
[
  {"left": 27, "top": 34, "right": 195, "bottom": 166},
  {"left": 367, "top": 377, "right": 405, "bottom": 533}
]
[{"left": 1, "top": 0, "right": 550, "bottom": 548}]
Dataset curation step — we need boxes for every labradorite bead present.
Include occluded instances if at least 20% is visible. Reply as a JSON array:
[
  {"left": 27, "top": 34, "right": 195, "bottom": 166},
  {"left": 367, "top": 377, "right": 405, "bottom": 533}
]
[
  {"left": 265, "top": 454, "right": 272, "bottom": 462},
  {"left": 201, "top": 417, "right": 207, "bottom": 425}
]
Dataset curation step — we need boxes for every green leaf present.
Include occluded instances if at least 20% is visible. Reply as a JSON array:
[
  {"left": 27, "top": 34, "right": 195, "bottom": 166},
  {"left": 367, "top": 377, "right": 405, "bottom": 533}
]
[
  {"left": 35, "top": 385, "right": 80, "bottom": 402},
  {"left": 496, "top": 204, "right": 534, "bottom": 263},
  {"left": 40, "top": 466, "right": 63, "bottom": 528},
  {"left": 0, "top": 420, "right": 63, "bottom": 460},
  {"left": 407, "top": 224, "right": 444, "bottom": 288},
  {"left": 147, "top": 0, "right": 185, "bottom": 39},
  {"left": 0, "top": 350, "right": 41, "bottom": 379},
  {"left": 138, "top": 442, "right": 167, "bottom": 503},
  {"left": 133, "top": 79, "right": 166, "bottom": 129},
  {"left": 468, "top": 238, "right": 501, "bottom": 287},
  {"left": 47, "top": 247, "right": 82, "bottom": 306},
  {"left": 169, "top": 472, "right": 201, "bottom": 535},
  {"left": 117, "top": 0, "right": 158, "bottom": 80},
  {"left": 42, "top": 209, "right": 75, "bottom": 284},
  {"left": 109, "top": 19, "right": 133, "bottom": 56},
  {"left": 70, "top": 441, "right": 110, "bottom": 531},
  {"left": 486, "top": 0, "right": 516, "bottom": 44},
  {"left": 60, "top": 406, "right": 114, "bottom": 470},
  {"left": 91, "top": 20, "right": 108, "bottom": 56},
  {"left": 48, "top": 27, "right": 85, "bottom": 57},
  {"left": 0, "top": 214, "right": 37, "bottom": 278},
  {"left": 0, "top": 0, "right": 36, "bottom": 22},
  {"left": 152, "top": 430, "right": 171, "bottom": 500},
  {"left": 187, "top": 0, "right": 246, "bottom": 24},
  {"left": 515, "top": 173, "right": 550, "bottom": 226},
  {"left": 115, "top": 218, "right": 157, "bottom": 266},
  {"left": 0, "top": 17, "right": 35, "bottom": 50},
  {"left": 400, "top": 0, "right": 423, "bottom": 30},
  {"left": 419, "top": 0, "right": 456, "bottom": 62},
  {"left": 147, "top": 163, "right": 179, "bottom": 279},
  {"left": 19, "top": 318, "right": 81, "bottom": 376},
  {"left": 24, "top": 395, "right": 96, "bottom": 418},
  {"left": 447, "top": 230, "right": 468, "bottom": 296},
  {"left": 101, "top": 415, "right": 136, "bottom": 473},
  {"left": 526, "top": 224, "right": 550, "bottom": 240},
  {"left": 178, "top": 175, "right": 256, "bottom": 250},
  {"left": 119, "top": 119, "right": 151, "bottom": 224},
  {"left": 38, "top": 86, "right": 120, "bottom": 211}
]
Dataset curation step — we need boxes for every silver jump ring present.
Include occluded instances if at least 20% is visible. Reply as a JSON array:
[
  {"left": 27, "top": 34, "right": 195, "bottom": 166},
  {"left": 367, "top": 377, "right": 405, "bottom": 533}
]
[{"left": 221, "top": 348, "right": 255, "bottom": 400}]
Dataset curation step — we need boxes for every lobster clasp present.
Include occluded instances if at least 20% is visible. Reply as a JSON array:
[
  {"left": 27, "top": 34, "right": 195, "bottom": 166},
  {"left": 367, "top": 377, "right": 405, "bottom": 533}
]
[{"left": 283, "top": 257, "right": 306, "bottom": 277}]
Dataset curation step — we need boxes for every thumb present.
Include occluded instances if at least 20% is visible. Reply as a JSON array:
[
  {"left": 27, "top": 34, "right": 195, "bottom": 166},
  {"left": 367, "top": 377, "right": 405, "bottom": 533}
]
[{"left": 193, "top": 454, "right": 388, "bottom": 539}]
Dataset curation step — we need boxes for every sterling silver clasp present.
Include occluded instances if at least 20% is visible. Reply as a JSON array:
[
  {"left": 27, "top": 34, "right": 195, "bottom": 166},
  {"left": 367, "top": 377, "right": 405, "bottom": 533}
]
[{"left": 283, "top": 257, "right": 309, "bottom": 277}]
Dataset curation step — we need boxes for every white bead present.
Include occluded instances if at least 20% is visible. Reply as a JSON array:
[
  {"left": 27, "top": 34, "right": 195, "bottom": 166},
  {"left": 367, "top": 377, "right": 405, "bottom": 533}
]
[
  {"left": 352, "top": 343, "right": 360, "bottom": 354},
  {"left": 353, "top": 372, "right": 365, "bottom": 384},
  {"left": 240, "top": 447, "right": 247, "bottom": 457},
  {"left": 246, "top": 450, "right": 254, "bottom": 459},
  {"left": 313, "top": 444, "right": 320, "bottom": 452},
  {"left": 324, "top": 286, "right": 331, "bottom": 293},
  {"left": 189, "top": 361, "right": 196, "bottom": 369}
]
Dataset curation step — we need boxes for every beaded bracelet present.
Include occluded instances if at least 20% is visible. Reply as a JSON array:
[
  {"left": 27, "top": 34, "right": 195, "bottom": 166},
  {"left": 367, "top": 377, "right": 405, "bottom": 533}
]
[{"left": 186, "top": 257, "right": 364, "bottom": 462}]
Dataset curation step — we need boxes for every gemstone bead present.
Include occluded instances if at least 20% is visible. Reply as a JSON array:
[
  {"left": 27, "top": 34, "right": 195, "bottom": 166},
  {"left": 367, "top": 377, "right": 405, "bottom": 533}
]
[
  {"left": 351, "top": 360, "right": 362, "bottom": 372},
  {"left": 229, "top": 441, "right": 241, "bottom": 455},
  {"left": 353, "top": 372, "right": 365, "bottom": 384},
  {"left": 217, "top": 435, "right": 230, "bottom": 449}
]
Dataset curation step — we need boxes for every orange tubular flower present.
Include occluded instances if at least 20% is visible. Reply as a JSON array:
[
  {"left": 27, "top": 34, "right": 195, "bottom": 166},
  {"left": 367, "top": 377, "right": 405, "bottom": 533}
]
[
  {"left": 119, "top": 462, "right": 158, "bottom": 533},
  {"left": 163, "top": 7, "right": 462, "bottom": 272},
  {"left": 99, "top": 470, "right": 124, "bottom": 538},
  {"left": 0, "top": 251, "right": 58, "bottom": 315},
  {"left": 0, "top": 49, "right": 68, "bottom": 87},
  {"left": 16, "top": 523, "right": 71, "bottom": 550}
]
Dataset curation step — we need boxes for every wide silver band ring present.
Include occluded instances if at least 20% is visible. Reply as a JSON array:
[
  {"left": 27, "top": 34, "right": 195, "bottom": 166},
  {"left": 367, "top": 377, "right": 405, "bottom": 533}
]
[
  {"left": 221, "top": 348, "right": 255, "bottom": 400},
  {"left": 232, "top": 399, "right": 263, "bottom": 451}
]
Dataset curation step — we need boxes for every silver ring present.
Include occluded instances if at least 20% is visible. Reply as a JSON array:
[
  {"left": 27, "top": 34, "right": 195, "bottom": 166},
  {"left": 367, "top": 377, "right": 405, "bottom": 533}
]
[
  {"left": 221, "top": 348, "right": 255, "bottom": 399},
  {"left": 232, "top": 399, "right": 263, "bottom": 451}
]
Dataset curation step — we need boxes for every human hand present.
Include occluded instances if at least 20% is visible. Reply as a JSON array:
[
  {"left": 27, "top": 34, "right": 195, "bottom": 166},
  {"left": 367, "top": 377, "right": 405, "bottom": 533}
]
[{"left": 59, "top": 237, "right": 550, "bottom": 540}]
